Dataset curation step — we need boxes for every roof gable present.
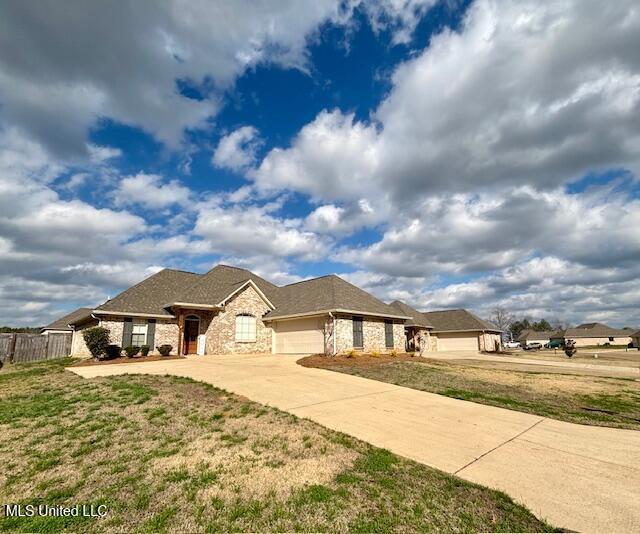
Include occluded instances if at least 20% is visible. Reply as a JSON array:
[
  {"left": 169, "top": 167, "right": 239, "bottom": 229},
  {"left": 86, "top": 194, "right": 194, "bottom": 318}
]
[
  {"left": 421, "top": 309, "right": 501, "bottom": 332},
  {"left": 42, "top": 307, "right": 93, "bottom": 331}
]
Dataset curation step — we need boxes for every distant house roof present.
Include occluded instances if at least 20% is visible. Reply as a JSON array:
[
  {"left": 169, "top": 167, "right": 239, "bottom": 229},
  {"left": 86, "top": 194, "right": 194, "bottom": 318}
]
[
  {"left": 42, "top": 307, "right": 93, "bottom": 332},
  {"left": 93, "top": 264, "right": 409, "bottom": 321},
  {"left": 516, "top": 329, "right": 558, "bottom": 342},
  {"left": 420, "top": 309, "right": 501, "bottom": 333},
  {"left": 388, "top": 300, "right": 433, "bottom": 328},
  {"left": 263, "top": 275, "right": 410, "bottom": 320},
  {"left": 551, "top": 322, "right": 636, "bottom": 339}
]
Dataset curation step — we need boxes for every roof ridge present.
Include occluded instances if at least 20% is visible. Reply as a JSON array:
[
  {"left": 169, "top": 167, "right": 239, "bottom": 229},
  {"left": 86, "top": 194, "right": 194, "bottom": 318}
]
[
  {"left": 280, "top": 273, "right": 336, "bottom": 288},
  {"left": 164, "top": 268, "right": 199, "bottom": 275}
]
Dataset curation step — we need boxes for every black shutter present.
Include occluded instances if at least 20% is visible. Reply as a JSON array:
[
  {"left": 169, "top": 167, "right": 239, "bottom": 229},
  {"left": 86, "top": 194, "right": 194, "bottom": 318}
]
[
  {"left": 122, "top": 317, "right": 133, "bottom": 348},
  {"left": 385, "top": 320, "right": 394, "bottom": 348},
  {"left": 147, "top": 319, "right": 156, "bottom": 349},
  {"left": 353, "top": 316, "right": 363, "bottom": 348}
]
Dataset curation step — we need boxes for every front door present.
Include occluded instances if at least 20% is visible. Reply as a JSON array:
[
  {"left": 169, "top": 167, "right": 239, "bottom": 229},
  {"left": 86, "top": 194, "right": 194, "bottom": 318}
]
[{"left": 184, "top": 318, "right": 199, "bottom": 354}]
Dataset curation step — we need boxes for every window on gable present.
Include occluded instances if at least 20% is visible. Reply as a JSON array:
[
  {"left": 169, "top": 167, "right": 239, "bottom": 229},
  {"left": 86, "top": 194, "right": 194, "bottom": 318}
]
[
  {"left": 235, "top": 314, "right": 256, "bottom": 342},
  {"left": 131, "top": 319, "right": 148, "bottom": 346}
]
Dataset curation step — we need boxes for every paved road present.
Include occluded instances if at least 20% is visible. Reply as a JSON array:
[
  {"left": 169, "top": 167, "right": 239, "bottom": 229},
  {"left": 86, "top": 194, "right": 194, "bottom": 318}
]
[{"left": 69, "top": 354, "right": 640, "bottom": 533}]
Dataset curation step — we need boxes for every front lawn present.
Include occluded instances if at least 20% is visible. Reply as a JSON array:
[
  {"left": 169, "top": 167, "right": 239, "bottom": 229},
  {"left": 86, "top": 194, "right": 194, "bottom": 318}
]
[
  {"left": 300, "top": 354, "right": 640, "bottom": 430},
  {"left": 0, "top": 358, "right": 554, "bottom": 533}
]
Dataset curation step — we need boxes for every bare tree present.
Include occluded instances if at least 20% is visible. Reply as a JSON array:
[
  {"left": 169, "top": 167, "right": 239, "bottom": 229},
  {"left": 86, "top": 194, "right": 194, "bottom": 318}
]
[{"left": 490, "top": 307, "right": 515, "bottom": 340}]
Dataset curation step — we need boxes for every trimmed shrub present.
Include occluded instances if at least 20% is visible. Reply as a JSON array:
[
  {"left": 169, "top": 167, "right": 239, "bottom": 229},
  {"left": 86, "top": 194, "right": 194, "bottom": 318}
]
[
  {"left": 83, "top": 327, "right": 111, "bottom": 359},
  {"left": 104, "top": 344, "right": 121, "bottom": 360},
  {"left": 140, "top": 345, "right": 150, "bottom": 357},
  {"left": 124, "top": 345, "right": 140, "bottom": 358},
  {"left": 345, "top": 349, "right": 356, "bottom": 359},
  {"left": 157, "top": 344, "right": 172, "bottom": 356}
]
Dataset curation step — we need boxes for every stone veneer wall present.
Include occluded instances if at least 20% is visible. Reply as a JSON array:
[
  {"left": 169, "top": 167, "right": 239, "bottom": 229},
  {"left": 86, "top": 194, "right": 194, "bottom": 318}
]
[
  {"left": 334, "top": 314, "right": 405, "bottom": 353},
  {"left": 98, "top": 317, "right": 179, "bottom": 355},
  {"left": 204, "top": 285, "right": 272, "bottom": 354},
  {"left": 70, "top": 321, "right": 98, "bottom": 357}
]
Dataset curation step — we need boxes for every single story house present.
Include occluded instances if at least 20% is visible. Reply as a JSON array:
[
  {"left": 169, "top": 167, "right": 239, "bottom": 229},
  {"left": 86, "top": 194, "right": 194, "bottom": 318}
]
[
  {"left": 550, "top": 323, "right": 634, "bottom": 347},
  {"left": 420, "top": 309, "right": 502, "bottom": 352},
  {"left": 388, "top": 300, "right": 433, "bottom": 353},
  {"left": 68, "top": 264, "right": 410, "bottom": 357},
  {"left": 516, "top": 329, "right": 559, "bottom": 346},
  {"left": 630, "top": 330, "right": 640, "bottom": 348}
]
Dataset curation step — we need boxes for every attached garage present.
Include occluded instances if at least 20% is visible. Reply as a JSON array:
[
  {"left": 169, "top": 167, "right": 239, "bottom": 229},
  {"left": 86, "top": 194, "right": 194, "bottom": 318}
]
[
  {"left": 274, "top": 317, "right": 325, "bottom": 354},
  {"left": 434, "top": 332, "right": 479, "bottom": 351}
]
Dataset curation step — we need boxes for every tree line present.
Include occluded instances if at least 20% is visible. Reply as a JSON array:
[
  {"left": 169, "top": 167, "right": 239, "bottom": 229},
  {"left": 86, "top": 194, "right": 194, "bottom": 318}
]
[{"left": 488, "top": 307, "right": 566, "bottom": 340}]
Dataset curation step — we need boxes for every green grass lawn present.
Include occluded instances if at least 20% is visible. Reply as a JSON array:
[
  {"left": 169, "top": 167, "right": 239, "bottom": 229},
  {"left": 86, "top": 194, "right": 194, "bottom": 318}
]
[
  {"left": 302, "top": 355, "right": 640, "bottom": 430},
  {"left": 0, "top": 358, "right": 555, "bottom": 533}
]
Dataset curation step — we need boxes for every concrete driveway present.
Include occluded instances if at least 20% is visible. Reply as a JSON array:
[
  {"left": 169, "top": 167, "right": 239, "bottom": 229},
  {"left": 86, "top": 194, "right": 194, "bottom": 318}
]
[{"left": 69, "top": 353, "right": 640, "bottom": 533}]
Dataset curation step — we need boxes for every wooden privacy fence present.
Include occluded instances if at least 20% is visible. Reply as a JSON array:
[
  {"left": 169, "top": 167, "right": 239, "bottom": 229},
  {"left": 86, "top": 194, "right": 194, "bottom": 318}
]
[{"left": 0, "top": 333, "right": 72, "bottom": 364}]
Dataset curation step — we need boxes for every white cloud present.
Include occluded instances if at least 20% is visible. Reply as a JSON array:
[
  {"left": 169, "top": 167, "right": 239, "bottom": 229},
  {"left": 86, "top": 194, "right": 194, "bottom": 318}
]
[
  {"left": 0, "top": 0, "right": 440, "bottom": 160},
  {"left": 253, "top": 0, "right": 640, "bottom": 202},
  {"left": 212, "top": 126, "right": 262, "bottom": 171},
  {"left": 252, "top": 110, "right": 381, "bottom": 200},
  {"left": 194, "top": 200, "right": 327, "bottom": 261},
  {"left": 113, "top": 173, "right": 192, "bottom": 209}
]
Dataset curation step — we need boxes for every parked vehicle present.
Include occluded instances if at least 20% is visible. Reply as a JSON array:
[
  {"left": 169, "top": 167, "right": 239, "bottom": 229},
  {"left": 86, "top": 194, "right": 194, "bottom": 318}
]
[
  {"left": 524, "top": 342, "right": 542, "bottom": 350},
  {"left": 504, "top": 341, "right": 520, "bottom": 349},
  {"left": 544, "top": 339, "right": 564, "bottom": 349}
]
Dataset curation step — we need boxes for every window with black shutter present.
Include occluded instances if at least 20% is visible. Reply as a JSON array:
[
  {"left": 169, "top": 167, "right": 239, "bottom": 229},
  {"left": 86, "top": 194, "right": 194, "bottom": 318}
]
[
  {"left": 353, "top": 316, "right": 363, "bottom": 348},
  {"left": 385, "top": 320, "right": 394, "bottom": 348}
]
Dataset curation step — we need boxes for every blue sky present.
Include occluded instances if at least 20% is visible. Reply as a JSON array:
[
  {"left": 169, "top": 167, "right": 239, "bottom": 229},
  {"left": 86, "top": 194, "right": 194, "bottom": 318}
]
[{"left": 1, "top": 0, "right": 639, "bottom": 327}]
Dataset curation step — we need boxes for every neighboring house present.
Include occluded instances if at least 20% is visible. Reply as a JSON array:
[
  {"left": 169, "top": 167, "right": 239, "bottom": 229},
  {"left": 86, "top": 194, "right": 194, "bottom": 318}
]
[
  {"left": 68, "top": 264, "right": 410, "bottom": 357},
  {"left": 630, "top": 330, "right": 640, "bottom": 349},
  {"left": 420, "top": 309, "right": 502, "bottom": 352},
  {"left": 551, "top": 323, "right": 634, "bottom": 347},
  {"left": 388, "top": 300, "right": 434, "bottom": 353},
  {"left": 516, "top": 329, "right": 558, "bottom": 346}
]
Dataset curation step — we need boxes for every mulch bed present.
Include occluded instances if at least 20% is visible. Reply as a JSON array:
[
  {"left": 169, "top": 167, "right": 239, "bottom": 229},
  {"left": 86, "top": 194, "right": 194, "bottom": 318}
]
[
  {"left": 71, "top": 354, "right": 185, "bottom": 367},
  {"left": 297, "top": 352, "right": 431, "bottom": 369}
]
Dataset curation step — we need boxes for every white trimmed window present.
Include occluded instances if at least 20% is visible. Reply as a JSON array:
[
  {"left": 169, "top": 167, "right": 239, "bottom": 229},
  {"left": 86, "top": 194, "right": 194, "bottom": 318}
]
[
  {"left": 131, "top": 319, "right": 148, "bottom": 346},
  {"left": 235, "top": 314, "right": 256, "bottom": 342}
]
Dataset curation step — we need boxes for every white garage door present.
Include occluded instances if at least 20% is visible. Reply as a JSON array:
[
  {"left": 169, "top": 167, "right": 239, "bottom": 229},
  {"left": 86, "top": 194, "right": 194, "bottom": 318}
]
[
  {"left": 436, "top": 332, "right": 479, "bottom": 351},
  {"left": 274, "top": 317, "right": 325, "bottom": 354}
]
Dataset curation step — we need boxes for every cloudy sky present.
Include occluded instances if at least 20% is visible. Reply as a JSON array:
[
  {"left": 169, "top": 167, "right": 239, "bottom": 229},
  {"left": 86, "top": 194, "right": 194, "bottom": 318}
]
[{"left": 1, "top": 0, "right": 639, "bottom": 327}]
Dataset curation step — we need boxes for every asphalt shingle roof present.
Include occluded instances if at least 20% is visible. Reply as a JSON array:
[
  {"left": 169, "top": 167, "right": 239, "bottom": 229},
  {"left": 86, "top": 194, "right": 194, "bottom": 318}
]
[
  {"left": 178, "top": 265, "right": 280, "bottom": 307},
  {"left": 263, "top": 275, "right": 409, "bottom": 320},
  {"left": 388, "top": 300, "right": 433, "bottom": 328},
  {"left": 516, "top": 329, "right": 559, "bottom": 342},
  {"left": 559, "top": 323, "right": 635, "bottom": 338},
  {"left": 42, "top": 307, "right": 93, "bottom": 331},
  {"left": 95, "top": 269, "right": 201, "bottom": 316},
  {"left": 420, "top": 309, "right": 501, "bottom": 333},
  {"left": 93, "top": 264, "right": 408, "bottom": 320}
]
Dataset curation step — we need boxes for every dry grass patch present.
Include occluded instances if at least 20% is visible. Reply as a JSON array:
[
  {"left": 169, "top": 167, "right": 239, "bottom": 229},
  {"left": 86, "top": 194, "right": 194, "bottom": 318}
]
[
  {"left": 0, "top": 358, "right": 555, "bottom": 533},
  {"left": 300, "top": 356, "right": 640, "bottom": 429}
]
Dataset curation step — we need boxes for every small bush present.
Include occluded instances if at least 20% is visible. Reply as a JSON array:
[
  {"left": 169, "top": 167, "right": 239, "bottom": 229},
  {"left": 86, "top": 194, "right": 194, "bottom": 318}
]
[
  {"left": 140, "top": 345, "right": 150, "bottom": 357},
  {"left": 390, "top": 349, "right": 398, "bottom": 357},
  {"left": 104, "top": 344, "right": 121, "bottom": 359},
  {"left": 157, "top": 344, "right": 173, "bottom": 357},
  {"left": 82, "top": 327, "right": 111, "bottom": 359},
  {"left": 345, "top": 349, "right": 356, "bottom": 359},
  {"left": 124, "top": 345, "right": 140, "bottom": 358},
  {"left": 370, "top": 350, "right": 380, "bottom": 357}
]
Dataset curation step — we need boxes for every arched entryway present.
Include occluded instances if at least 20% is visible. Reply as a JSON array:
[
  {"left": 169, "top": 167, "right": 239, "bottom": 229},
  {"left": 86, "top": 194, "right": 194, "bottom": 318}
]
[{"left": 183, "top": 315, "right": 200, "bottom": 354}]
